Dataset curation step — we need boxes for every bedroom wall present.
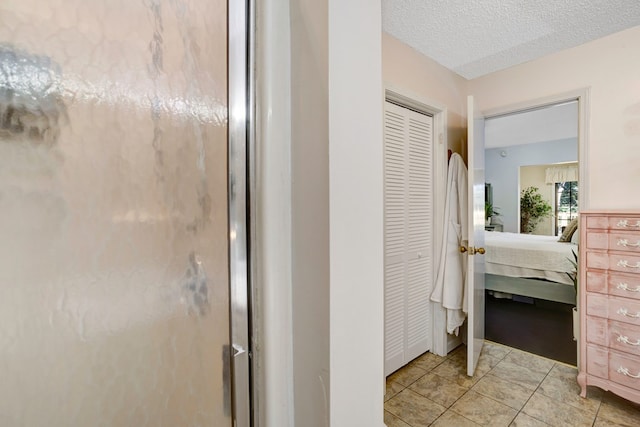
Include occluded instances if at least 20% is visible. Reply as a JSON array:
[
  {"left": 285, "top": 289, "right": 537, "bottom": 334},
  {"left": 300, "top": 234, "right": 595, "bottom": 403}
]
[
  {"left": 486, "top": 139, "right": 577, "bottom": 233},
  {"left": 469, "top": 25, "right": 640, "bottom": 210}
]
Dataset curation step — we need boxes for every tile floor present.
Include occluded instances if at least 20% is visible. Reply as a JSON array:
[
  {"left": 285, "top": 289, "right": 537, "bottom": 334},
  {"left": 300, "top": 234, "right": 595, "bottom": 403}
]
[{"left": 384, "top": 341, "right": 640, "bottom": 426}]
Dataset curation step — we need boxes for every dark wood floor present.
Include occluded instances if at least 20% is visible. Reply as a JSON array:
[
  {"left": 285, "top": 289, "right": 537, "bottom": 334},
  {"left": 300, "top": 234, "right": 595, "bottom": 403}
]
[{"left": 485, "top": 292, "right": 577, "bottom": 366}]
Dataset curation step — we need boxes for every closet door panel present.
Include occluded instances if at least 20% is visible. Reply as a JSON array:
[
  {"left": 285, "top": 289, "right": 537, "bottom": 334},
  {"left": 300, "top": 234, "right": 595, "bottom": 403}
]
[
  {"left": 384, "top": 101, "right": 433, "bottom": 375},
  {"left": 384, "top": 105, "right": 408, "bottom": 374},
  {"left": 406, "top": 110, "right": 433, "bottom": 360},
  {"left": 384, "top": 262, "right": 405, "bottom": 373}
]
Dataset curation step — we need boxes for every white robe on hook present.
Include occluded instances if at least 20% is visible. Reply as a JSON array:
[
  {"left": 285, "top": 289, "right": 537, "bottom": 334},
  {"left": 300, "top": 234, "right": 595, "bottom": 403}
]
[{"left": 431, "top": 152, "right": 469, "bottom": 335}]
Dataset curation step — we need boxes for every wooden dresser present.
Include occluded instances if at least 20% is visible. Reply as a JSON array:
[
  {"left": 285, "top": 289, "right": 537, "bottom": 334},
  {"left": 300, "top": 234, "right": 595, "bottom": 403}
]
[{"left": 579, "top": 211, "right": 640, "bottom": 404}]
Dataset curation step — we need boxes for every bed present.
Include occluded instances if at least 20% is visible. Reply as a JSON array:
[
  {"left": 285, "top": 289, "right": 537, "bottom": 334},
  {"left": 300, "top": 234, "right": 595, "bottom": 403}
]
[{"left": 484, "top": 231, "right": 577, "bottom": 305}]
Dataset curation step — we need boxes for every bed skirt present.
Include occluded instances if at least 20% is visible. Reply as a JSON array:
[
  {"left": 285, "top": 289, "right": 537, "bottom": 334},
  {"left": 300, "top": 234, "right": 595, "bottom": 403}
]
[{"left": 484, "top": 273, "right": 576, "bottom": 305}]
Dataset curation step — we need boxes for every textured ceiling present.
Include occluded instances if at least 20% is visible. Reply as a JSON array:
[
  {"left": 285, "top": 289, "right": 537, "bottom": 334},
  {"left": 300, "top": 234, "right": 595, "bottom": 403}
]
[{"left": 382, "top": 0, "right": 640, "bottom": 79}]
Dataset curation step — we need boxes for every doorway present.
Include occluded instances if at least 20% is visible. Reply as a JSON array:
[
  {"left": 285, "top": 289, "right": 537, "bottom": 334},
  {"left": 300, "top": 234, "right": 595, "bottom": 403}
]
[
  {"left": 485, "top": 100, "right": 579, "bottom": 235},
  {"left": 0, "top": 1, "right": 252, "bottom": 425},
  {"left": 481, "top": 94, "right": 587, "bottom": 365}
]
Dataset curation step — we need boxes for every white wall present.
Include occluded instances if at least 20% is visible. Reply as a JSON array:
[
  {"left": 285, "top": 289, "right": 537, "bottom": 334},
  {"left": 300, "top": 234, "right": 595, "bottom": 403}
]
[
  {"left": 329, "top": 1, "right": 384, "bottom": 426},
  {"left": 290, "top": 0, "right": 331, "bottom": 425},
  {"left": 258, "top": 1, "right": 384, "bottom": 426},
  {"left": 469, "top": 26, "right": 640, "bottom": 210},
  {"left": 256, "top": 0, "right": 295, "bottom": 425}
]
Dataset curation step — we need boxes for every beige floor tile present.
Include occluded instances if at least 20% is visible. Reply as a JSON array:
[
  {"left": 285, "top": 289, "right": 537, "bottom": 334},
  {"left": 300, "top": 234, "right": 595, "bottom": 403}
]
[
  {"left": 431, "top": 410, "right": 481, "bottom": 426},
  {"left": 448, "top": 346, "right": 467, "bottom": 364},
  {"left": 385, "top": 389, "right": 447, "bottom": 427},
  {"left": 594, "top": 416, "right": 636, "bottom": 427},
  {"left": 431, "top": 358, "right": 479, "bottom": 389},
  {"left": 446, "top": 345, "right": 498, "bottom": 379},
  {"left": 502, "top": 349, "right": 555, "bottom": 375},
  {"left": 384, "top": 410, "right": 411, "bottom": 427},
  {"left": 536, "top": 365, "right": 601, "bottom": 416},
  {"left": 409, "top": 372, "right": 469, "bottom": 407},
  {"left": 509, "top": 412, "right": 550, "bottom": 427},
  {"left": 450, "top": 390, "right": 518, "bottom": 426},
  {"left": 471, "top": 374, "right": 534, "bottom": 410},
  {"left": 478, "top": 349, "right": 501, "bottom": 367},
  {"left": 596, "top": 392, "right": 640, "bottom": 426},
  {"left": 482, "top": 341, "right": 512, "bottom": 360},
  {"left": 550, "top": 361, "right": 579, "bottom": 375},
  {"left": 522, "top": 392, "right": 595, "bottom": 427},
  {"left": 410, "top": 351, "right": 447, "bottom": 372},
  {"left": 385, "top": 380, "right": 405, "bottom": 402},
  {"left": 388, "top": 364, "right": 428, "bottom": 387},
  {"left": 490, "top": 360, "right": 548, "bottom": 390},
  {"left": 475, "top": 353, "right": 500, "bottom": 377}
]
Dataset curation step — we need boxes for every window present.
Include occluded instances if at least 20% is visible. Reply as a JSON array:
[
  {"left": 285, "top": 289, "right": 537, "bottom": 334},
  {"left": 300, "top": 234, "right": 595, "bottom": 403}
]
[{"left": 555, "top": 181, "right": 578, "bottom": 236}]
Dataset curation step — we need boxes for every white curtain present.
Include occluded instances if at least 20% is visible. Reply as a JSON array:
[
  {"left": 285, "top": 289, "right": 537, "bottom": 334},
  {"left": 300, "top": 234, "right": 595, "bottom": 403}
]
[{"left": 545, "top": 165, "right": 578, "bottom": 184}]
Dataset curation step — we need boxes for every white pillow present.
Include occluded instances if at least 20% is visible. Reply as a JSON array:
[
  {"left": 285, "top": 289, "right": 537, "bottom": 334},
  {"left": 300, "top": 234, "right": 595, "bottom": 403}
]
[{"left": 571, "top": 228, "right": 580, "bottom": 244}]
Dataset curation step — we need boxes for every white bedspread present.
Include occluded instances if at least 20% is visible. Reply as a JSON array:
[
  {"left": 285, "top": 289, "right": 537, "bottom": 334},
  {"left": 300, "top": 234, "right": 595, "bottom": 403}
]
[{"left": 484, "top": 231, "right": 576, "bottom": 285}]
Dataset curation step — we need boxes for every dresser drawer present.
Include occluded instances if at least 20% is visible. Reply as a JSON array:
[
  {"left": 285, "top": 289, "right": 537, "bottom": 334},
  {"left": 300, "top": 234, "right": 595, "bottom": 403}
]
[
  {"left": 610, "top": 320, "right": 640, "bottom": 357},
  {"left": 610, "top": 350, "right": 640, "bottom": 391},
  {"left": 586, "top": 270, "right": 640, "bottom": 300},
  {"left": 587, "top": 293, "right": 640, "bottom": 326},
  {"left": 610, "top": 218, "right": 640, "bottom": 231},
  {"left": 586, "top": 316, "right": 640, "bottom": 357},
  {"left": 587, "top": 252, "right": 640, "bottom": 274},
  {"left": 586, "top": 343, "right": 609, "bottom": 379},
  {"left": 586, "top": 315, "right": 607, "bottom": 345},
  {"left": 586, "top": 232, "right": 640, "bottom": 254},
  {"left": 611, "top": 233, "right": 640, "bottom": 254},
  {"left": 585, "top": 216, "right": 640, "bottom": 231}
]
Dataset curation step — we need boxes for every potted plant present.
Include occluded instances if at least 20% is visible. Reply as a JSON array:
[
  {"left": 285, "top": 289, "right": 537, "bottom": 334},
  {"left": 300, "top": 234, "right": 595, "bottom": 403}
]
[
  {"left": 520, "top": 186, "right": 552, "bottom": 233},
  {"left": 566, "top": 248, "right": 579, "bottom": 341},
  {"left": 485, "top": 202, "right": 499, "bottom": 226}
]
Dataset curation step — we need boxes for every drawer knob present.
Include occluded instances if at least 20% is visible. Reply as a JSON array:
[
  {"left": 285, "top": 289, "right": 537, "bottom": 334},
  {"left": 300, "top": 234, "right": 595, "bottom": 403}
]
[
  {"left": 617, "top": 239, "right": 640, "bottom": 248},
  {"left": 617, "top": 334, "right": 640, "bottom": 346},
  {"left": 617, "top": 220, "right": 640, "bottom": 228},
  {"left": 617, "top": 366, "right": 640, "bottom": 379},
  {"left": 617, "top": 260, "right": 640, "bottom": 269},
  {"left": 617, "top": 283, "right": 640, "bottom": 292},
  {"left": 617, "top": 307, "right": 640, "bottom": 318}
]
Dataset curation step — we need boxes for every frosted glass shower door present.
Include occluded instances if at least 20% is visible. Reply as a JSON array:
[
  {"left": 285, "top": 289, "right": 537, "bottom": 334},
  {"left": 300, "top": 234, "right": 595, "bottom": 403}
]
[{"left": 0, "top": 1, "right": 245, "bottom": 425}]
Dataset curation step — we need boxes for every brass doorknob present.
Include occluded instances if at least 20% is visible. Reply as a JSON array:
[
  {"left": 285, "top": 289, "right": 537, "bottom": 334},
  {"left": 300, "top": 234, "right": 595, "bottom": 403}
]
[
  {"left": 459, "top": 246, "right": 468, "bottom": 253},
  {"left": 474, "top": 247, "right": 486, "bottom": 255}
]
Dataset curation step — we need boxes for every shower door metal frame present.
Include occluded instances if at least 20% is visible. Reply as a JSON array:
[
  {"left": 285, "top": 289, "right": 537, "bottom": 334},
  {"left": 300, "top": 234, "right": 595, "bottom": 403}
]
[{"left": 229, "top": 0, "right": 253, "bottom": 425}]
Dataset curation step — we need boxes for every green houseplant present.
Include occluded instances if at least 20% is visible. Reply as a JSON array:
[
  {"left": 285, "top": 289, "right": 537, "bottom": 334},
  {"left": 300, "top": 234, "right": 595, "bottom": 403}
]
[
  {"left": 485, "top": 202, "right": 500, "bottom": 225},
  {"left": 520, "top": 186, "right": 552, "bottom": 233}
]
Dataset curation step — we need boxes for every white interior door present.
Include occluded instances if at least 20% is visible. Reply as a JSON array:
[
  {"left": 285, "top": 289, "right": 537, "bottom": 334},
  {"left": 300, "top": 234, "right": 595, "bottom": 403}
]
[
  {"left": 466, "top": 95, "right": 486, "bottom": 376},
  {"left": 384, "top": 101, "right": 433, "bottom": 375}
]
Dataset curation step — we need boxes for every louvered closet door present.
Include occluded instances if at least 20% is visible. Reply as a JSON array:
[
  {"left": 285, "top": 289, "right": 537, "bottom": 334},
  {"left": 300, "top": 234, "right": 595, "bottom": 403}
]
[{"left": 384, "top": 101, "right": 433, "bottom": 376}]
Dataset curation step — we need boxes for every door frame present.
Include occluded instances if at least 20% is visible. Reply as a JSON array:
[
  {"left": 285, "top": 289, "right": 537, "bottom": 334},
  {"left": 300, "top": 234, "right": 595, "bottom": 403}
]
[
  {"left": 481, "top": 88, "right": 590, "bottom": 212},
  {"left": 433, "top": 88, "right": 590, "bottom": 358},
  {"left": 383, "top": 87, "right": 449, "bottom": 357}
]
